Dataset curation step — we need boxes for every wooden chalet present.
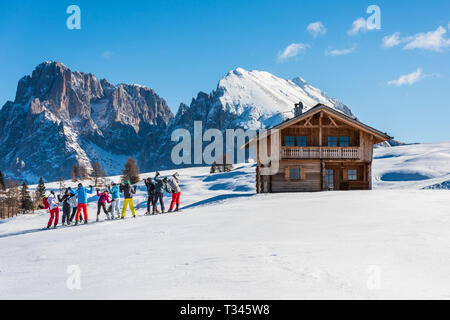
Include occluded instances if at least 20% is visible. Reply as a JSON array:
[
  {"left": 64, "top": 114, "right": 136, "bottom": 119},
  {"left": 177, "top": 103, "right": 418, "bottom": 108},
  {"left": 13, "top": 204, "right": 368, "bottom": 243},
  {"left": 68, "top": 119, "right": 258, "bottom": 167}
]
[{"left": 243, "top": 103, "right": 392, "bottom": 193}]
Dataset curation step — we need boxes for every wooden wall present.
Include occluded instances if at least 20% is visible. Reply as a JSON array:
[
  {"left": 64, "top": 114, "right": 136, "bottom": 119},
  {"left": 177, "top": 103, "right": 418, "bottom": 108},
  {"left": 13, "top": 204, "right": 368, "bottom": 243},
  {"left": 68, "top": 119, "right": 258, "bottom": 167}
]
[
  {"left": 359, "top": 131, "right": 374, "bottom": 162},
  {"left": 270, "top": 160, "right": 321, "bottom": 192}
]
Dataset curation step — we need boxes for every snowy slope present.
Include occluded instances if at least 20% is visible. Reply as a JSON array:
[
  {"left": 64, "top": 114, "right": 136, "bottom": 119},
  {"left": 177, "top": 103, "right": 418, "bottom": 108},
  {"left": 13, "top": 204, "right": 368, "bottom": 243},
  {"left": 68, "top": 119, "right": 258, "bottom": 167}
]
[
  {"left": 1, "top": 143, "right": 450, "bottom": 299},
  {"left": 373, "top": 141, "right": 450, "bottom": 189}
]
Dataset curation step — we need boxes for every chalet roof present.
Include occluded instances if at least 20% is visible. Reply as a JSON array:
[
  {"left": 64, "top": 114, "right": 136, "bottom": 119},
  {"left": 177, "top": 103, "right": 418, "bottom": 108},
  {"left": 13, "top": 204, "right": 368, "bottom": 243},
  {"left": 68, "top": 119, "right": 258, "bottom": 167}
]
[{"left": 242, "top": 104, "right": 393, "bottom": 148}]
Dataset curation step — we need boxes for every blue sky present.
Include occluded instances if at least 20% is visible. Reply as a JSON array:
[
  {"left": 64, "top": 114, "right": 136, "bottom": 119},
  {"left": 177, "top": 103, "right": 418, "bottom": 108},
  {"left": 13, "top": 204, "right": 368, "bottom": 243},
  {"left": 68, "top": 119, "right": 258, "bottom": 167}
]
[{"left": 0, "top": 0, "right": 449, "bottom": 143}]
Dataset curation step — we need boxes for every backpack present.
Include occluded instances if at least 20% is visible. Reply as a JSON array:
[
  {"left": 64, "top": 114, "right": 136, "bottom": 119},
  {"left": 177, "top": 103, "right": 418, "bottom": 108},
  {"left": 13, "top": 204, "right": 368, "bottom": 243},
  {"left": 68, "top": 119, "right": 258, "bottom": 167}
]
[{"left": 42, "top": 197, "right": 50, "bottom": 209}]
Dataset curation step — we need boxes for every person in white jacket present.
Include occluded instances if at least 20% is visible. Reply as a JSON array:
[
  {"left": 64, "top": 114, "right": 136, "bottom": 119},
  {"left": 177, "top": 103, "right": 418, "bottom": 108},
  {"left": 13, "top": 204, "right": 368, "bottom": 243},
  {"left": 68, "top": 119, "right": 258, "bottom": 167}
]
[
  {"left": 47, "top": 191, "right": 59, "bottom": 229},
  {"left": 168, "top": 173, "right": 181, "bottom": 213},
  {"left": 68, "top": 192, "right": 79, "bottom": 225}
]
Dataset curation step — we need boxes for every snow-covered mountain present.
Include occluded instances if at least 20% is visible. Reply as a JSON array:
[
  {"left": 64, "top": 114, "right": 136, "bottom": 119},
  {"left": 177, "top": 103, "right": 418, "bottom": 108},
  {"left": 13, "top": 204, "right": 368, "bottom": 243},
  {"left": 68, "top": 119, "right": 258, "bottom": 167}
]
[
  {"left": 171, "top": 68, "right": 354, "bottom": 131},
  {"left": 1, "top": 63, "right": 355, "bottom": 182}
]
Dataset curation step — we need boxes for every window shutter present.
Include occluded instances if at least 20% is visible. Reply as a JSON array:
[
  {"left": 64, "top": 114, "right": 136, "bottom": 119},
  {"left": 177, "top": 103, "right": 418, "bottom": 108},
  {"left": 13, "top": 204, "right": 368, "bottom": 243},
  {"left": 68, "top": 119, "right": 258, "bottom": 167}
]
[
  {"left": 285, "top": 167, "right": 290, "bottom": 180},
  {"left": 343, "top": 169, "right": 348, "bottom": 181},
  {"left": 300, "top": 167, "right": 306, "bottom": 180}
]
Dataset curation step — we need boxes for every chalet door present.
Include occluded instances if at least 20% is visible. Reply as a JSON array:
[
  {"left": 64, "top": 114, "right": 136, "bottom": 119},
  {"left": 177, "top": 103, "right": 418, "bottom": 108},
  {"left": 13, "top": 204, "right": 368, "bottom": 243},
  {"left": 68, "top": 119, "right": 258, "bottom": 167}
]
[{"left": 325, "top": 169, "right": 334, "bottom": 190}]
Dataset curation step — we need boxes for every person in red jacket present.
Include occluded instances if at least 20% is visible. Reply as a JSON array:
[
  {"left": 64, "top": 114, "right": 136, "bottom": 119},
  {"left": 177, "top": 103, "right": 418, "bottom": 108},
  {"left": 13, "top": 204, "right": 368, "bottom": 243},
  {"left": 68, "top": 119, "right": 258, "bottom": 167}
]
[{"left": 96, "top": 189, "right": 112, "bottom": 222}]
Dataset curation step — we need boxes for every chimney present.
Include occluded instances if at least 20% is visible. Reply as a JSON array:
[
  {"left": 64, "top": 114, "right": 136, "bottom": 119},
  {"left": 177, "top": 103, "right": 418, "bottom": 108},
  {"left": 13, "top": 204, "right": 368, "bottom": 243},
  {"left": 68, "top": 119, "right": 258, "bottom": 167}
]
[{"left": 294, "top": 102, "right": 304, "bottom": 117}]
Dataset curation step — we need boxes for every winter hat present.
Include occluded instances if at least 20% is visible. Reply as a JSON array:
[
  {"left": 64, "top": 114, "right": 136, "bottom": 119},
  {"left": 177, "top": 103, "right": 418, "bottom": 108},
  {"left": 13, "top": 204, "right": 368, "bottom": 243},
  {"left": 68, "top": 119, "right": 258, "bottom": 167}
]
[
  {"left": 124, "top": 180, "right": 130, "bottom": 185},
  {"left": 78, "top": 183, "right": 83, "bottom": 187}
]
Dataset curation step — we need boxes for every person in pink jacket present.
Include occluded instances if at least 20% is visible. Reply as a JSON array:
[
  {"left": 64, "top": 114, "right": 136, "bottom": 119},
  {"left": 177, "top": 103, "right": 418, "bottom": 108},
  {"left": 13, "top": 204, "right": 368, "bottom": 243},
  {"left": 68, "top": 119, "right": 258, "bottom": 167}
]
[{"left": 96, "top": 189, "right": 112, "bottom": 222}]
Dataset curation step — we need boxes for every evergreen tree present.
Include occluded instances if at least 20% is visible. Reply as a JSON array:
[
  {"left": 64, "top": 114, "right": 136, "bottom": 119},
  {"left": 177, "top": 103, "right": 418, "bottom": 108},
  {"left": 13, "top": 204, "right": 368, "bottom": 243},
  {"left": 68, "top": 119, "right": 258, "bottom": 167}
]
[
  {"left": 122, "top": 158, "right": 140, "bottom": 184},
  {"left": 36, "top": 177, "right": 46, "bottom": 198},
  {"left": 92, "top": 162, "right": 105, "bottom": 187},
  {"left": 0, "top": 170, "right": 5, "bottom": 191},
  {"left": 21, "top": 182, "right": 34, "bottom": 212},
  {"left": 72, "top": 163, "right": 80, "bottom": 182}
]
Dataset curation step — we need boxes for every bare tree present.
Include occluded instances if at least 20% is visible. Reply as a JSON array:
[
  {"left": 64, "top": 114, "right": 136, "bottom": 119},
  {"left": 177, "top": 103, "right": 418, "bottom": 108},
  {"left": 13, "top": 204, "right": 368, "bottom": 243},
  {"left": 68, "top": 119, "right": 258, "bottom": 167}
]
[
  {"left": 79, "top": 165, "right": 89, "bottom": 180},
  {"left": 72, "top": 163, "right": 80, "bottom": 182},
  {"left": 92, "top": 162, "right": 105, "bottom": 187},
  {"left": 122, "top": 158, "right": 140, "bottom": 184}
]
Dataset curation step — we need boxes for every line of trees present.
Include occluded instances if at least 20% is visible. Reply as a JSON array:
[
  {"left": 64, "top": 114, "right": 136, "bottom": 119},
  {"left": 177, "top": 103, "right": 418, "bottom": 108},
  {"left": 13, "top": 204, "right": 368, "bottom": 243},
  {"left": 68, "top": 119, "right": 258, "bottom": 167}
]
[
  {"left": 0, "top": 170, "right": 40, "bottom": 219},
  {"left": 71, "top": 158, "right": 140, "bottom": 186},
  {"left": 71, "top": 161, "right": 106, "bottom": 187}
]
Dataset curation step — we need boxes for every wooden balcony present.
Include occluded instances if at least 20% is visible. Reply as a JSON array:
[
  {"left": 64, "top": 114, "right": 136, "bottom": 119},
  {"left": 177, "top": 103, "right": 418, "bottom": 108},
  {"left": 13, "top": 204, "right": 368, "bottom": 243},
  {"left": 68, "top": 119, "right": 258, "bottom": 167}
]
[{"left": 281, "top": 146, "right": 360, "bottom": 159}]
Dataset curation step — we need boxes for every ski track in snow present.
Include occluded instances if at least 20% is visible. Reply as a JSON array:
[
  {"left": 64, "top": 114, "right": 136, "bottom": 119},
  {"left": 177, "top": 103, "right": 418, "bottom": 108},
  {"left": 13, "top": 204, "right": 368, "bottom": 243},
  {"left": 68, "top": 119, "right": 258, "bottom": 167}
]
[{"left": 1, "top": 143, "right": 450, "bottom": 299}]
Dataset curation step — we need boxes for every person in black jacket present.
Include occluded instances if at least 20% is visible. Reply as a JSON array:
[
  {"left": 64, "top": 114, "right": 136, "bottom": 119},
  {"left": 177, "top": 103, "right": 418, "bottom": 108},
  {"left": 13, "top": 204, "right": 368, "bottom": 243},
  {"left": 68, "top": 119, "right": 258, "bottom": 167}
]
[
  {"left": 153, "top": 172, "right": 172, "bottom": 214},
  {"left": 120, "top": 181, "right": 137, "bottom": 219},
  {"left": 144, "top": 178, "right": 158, "bottom": 215},
  {"left": 58, "top": 189, "right": 72, "bottom": 226}
]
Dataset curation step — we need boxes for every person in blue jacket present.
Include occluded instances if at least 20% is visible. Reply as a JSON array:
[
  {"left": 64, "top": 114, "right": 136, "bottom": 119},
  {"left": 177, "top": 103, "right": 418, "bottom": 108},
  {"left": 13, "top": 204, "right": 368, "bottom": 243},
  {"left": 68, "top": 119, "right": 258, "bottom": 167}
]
[
  {"left": 69, "top": 183, "right": 94, "bottom": 225},
  {"left": 108, "top": 182, "right": 121, "bottom": 219}
]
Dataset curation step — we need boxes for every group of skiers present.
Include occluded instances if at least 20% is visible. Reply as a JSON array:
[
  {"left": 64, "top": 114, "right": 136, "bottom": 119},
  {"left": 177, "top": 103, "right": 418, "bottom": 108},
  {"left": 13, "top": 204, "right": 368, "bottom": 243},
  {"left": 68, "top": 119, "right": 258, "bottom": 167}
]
[{"left": 41, "top": 172, "right": 181, "bottom": 229}]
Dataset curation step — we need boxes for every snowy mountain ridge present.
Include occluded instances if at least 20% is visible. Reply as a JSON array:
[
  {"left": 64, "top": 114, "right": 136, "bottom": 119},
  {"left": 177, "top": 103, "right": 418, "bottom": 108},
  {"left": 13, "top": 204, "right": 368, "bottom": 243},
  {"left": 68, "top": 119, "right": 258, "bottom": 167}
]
[{"left": 1, "top": 62, "right": 356, "bottom": 182}]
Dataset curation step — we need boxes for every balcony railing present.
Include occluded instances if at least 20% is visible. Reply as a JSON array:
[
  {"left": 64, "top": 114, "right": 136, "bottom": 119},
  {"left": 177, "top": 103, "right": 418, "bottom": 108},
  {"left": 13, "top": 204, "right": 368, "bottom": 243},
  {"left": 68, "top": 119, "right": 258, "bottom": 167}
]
[{"left": 281, "top": 146, "right": 360, "bottom": 159}]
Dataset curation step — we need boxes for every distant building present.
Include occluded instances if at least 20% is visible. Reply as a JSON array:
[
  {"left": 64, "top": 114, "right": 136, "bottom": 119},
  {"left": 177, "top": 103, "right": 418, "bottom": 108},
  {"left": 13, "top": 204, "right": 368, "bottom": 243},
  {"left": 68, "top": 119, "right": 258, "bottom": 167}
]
[{"left": 243, "top": 103, "right": 392, "bottom": 192}]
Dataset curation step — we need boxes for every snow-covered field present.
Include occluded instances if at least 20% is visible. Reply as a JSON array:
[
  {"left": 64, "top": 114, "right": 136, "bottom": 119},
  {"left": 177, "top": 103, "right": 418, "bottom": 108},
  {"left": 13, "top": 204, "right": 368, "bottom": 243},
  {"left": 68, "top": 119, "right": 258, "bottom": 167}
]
[{"left": 1, "top": 142, "right": 450, "bottom": 299}]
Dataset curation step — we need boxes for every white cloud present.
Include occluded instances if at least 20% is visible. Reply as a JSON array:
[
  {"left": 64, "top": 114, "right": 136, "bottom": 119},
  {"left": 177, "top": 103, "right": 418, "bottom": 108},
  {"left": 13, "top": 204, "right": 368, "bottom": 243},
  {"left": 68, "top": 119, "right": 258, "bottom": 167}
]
[
  {"left": 348, "top": 17, "right": 369, "bottom": 36},
  {"left": 382, "top": 26, "right": 450, "bottom": 51},
  {"left": 388, "top": 68, "right": 424, "bottom": 86},
  {"left": 382, "top": 32, "right": 403, "bottom": 48},
  {"left": 404, "top": 26, "right": 450, "bottom": 51},
  {"left": 277, "top": 43, "right": 310, "bottom": 62},
  {"left": 326, "top": 46, "right": 356, "bottom": 56},
  {"left": 307, "top": 22, "right": 327, "bottom": 38}
]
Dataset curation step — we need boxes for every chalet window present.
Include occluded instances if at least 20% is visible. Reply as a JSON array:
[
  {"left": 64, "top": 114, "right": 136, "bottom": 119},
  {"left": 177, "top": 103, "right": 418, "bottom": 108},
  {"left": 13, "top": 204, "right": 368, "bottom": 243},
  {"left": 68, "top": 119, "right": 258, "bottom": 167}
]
[
  {"left": 348, "top": 169, "right": 357, "bottom": 180},
  {"left": 297, "top": 136, "right": 307, "bottom": 147},
  {"left": 340, "top": 136, "right": 349, "bottom": 147},
  {"left": 290, "top": 168, "right": 300, "bottom": 180},
  {"left": 328, "top": 136, "right": 338, "bottom": 147},
  {"left": 285, "top": 136, "right": 295, "bottom": 146},
  {"left": 285, "top": 167, "right": 306, "bottom": 180}
]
